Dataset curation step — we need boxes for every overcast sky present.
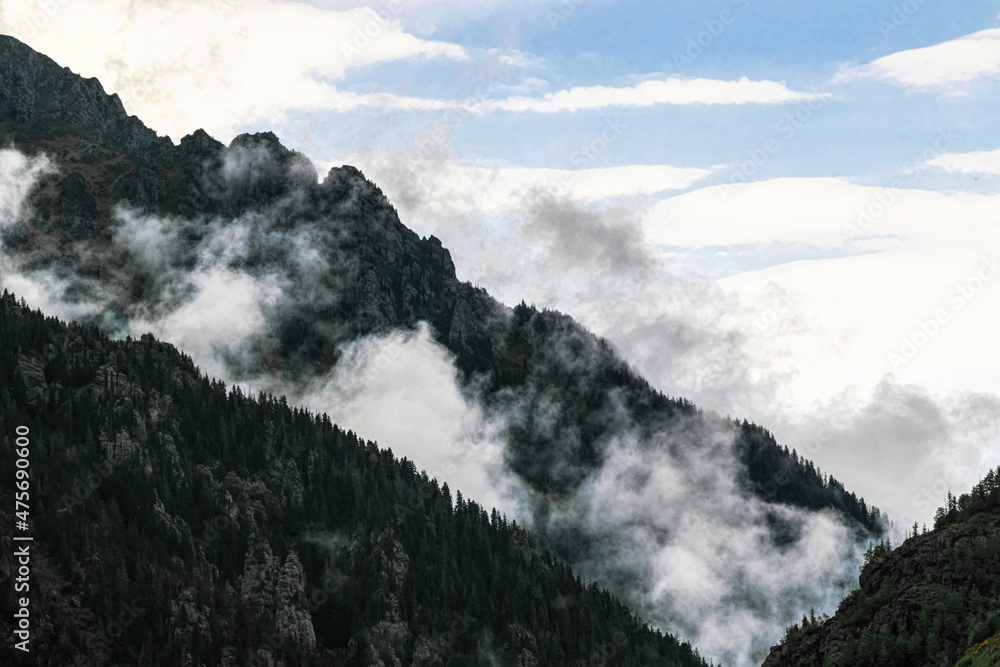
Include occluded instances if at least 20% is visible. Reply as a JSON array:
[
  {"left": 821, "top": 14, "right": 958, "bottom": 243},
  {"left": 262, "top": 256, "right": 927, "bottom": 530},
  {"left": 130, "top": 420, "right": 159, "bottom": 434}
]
[{"left": 3, "top": 0, "right": 1000, "bottom": 529}]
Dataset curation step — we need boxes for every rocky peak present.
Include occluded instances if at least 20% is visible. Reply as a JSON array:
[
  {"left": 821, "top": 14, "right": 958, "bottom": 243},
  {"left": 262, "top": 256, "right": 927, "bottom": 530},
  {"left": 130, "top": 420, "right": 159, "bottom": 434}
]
[
  {"left": 0, "top": 35, "right": 166, "bottom": 153},
  {"left": 178, "top": 128, "right": 225, "bottom": 160},
  {"left": 229, "top": 130, "right": 287, "bottom": 154},
  {"left": 223, "top": 130, "right": 319, "bottom": 209}
]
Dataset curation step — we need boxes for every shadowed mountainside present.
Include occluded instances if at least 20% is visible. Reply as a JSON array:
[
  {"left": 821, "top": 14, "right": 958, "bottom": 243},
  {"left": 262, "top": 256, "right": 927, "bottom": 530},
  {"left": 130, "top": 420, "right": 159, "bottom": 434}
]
[
  {"left": 762, "top": 472, "right": 1000, "bottom": 667},
  {"left": 0, "top": 292, "right": 714, "bottom": 666},
  {"left": 0, "top": 34, "right": 888, "bottom": 664},
  {"left": 0, "top": 33, "right": 883, "bottom": 532}
]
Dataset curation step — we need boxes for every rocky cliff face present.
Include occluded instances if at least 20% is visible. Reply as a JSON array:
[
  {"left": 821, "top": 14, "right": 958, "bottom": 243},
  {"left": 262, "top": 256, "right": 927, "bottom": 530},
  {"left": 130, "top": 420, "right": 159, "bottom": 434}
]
[
  {"left": 1, "top": 33, "right": 477, "bottom": 385},
  {"left": 0, "top": 35, "right": 165, "bottom": 154},
  {"left": 762, "top": 509, "right": 1000, "bottom": 667}
]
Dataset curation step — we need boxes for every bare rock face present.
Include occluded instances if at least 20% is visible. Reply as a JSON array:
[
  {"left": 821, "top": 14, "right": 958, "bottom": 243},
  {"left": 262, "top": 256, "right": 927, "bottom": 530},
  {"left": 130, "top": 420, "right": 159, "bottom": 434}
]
[
  {"left": 15, "top": 350, "right": 47, "bottom": 401},
  {"left": 410, "top": 637, "right": 444, "bottom": 665},
  {"left": 99, "top": 427, "right": 145, "bottom": 469},
  {"left": 240, "top": 537, "right": 280, "bottom": 610},
  {"left": 365, "top": 529, "right": 411, "bottom": 667},
  {"left": 112, "top": 164, "right": 170, "bottom": 207},
  {"left": 240, "top": 538, "right": 317, "bottom": 653},
  {"left": 0, "top": 34, "right": 166, "bottom": 153},
  {"left": 171, "top": 588, "right": 212, "bottom": 650},
  {"left": 507, "top": 624, "right": 540, "bottom": 667},
  {"left": 153, "top": 494, "right": 188, "bottom": 543},
  {"left": 274, "top": 551, "right": 317, "bottom": 649},
  {"left": 57, "top": 171, "right": 99, "bottom": 240}
]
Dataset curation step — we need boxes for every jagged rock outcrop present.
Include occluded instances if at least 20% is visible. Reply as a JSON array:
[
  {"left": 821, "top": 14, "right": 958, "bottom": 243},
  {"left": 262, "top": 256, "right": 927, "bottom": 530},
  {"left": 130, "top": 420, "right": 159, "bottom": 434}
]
[
  {"left": 0, "top": 34, "right": 167, "bottom": 154},
  {"left": 241, "top": 537, "right": 280, "bottom": 610},
  {"left": 239, "top": 532, "right": 316, "bottom": 651},
  {"left": 508, "top": 624, "right": 541, "bottom": 666},
  {"left": 274, "top": 551, "right": 317, "bottom": 650},
  {"left": 763, "top": 508, "right": 1000, "bottom": 666},
  {"left": 364, "top": 530, "right": 411, "bottom": 667},
  {"left": 14, "top": 350, "right": 46, "bottom": 401},
  {"left": 1, "top": 31, "right": 482, "bottom": 386}
]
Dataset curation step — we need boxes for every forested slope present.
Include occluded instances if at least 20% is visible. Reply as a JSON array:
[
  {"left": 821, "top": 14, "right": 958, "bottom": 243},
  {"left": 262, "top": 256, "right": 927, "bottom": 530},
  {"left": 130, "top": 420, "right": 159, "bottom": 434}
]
[
  {"left": 0, "top": 292, "right": 712, "bottom": 666},
  {"left": 763, "top": 471, "right": 1000, "bottom": 667}
]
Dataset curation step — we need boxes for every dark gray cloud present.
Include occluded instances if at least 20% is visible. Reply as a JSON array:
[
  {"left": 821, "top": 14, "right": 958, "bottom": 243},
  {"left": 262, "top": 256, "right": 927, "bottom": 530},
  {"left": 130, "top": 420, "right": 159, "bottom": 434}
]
[
  {"left": 770, "top": 378, "right": 1000, "bottom": 538},
  {"left": 521, "top": 188, "right": 654, "bottom": 276}
]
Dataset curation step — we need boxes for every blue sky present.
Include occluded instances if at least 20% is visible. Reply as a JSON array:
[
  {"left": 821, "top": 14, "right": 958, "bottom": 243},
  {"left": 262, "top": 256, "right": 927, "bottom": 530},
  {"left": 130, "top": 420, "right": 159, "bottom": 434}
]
[{"left": 281, "top": 0, "right": 1000, "bottom": 198}]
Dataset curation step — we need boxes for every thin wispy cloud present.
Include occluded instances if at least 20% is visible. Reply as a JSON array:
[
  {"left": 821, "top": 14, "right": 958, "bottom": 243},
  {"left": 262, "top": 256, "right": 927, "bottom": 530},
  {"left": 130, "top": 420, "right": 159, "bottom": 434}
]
[
  {"left": 926, "top": 146, "right": 1000, "bottom": 175},
  {"left": 476, "top": 77, "right": 830, "bottom": 113},
  {"left": 837, "top": 27, "right": 1000, "bottom": 89},
  {"left": 335, "top": 75, "right": 826, "bottom": 118},
  {"left": 351, "top": 156, "right": 716, "bottom": 213},
  {"left": 644, "top": 177, "right": 1000, "bottom": 249}
]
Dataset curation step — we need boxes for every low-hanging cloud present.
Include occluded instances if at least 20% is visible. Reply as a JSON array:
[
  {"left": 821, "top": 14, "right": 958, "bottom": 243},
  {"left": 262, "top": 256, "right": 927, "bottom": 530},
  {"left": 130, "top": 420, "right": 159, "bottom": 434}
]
[
  {"left": 4, "top": 135, "right": 996, "bottom": 666},
  {"left": 285, "top": 323, "right": 522, "bottom": 520},
  {"left": 771, "top": 378, "right": 1000, "bottom": 541},
  {"left": 572, "top": 428, "right": 860, "bottom": 666},
  {"left": 276, "top": 293, "right": 865, "bottom": 665},
  {"left": 0, "top": 149, "right": 107, "bottom": 323},
  {"left": 522, "top": 188, "right": 654, "bottom": 275},
  {"left": 0, "top": 148, "right": 52, "bottom": 223}
]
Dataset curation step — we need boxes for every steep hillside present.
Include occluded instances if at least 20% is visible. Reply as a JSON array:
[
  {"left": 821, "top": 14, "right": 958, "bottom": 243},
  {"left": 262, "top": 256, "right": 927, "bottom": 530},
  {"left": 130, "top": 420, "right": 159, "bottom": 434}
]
[
  {"left": 0, "top": 34, "right": 889, "bottom": 662},
  {"left": 0, "top": 33, "right": 883, "bottom": 535},
  {"left": 762, "top": 471, "right": 1000, "bottom": 667},
  {"left": 0, "top": 292, "right": 713, "bottom": 666}
]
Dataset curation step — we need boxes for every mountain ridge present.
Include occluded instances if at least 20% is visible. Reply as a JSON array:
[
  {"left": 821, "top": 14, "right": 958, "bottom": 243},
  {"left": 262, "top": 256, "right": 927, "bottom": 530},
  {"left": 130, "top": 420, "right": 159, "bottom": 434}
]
[
  {"left": 0, "top": 34, "right": 886, "bottom": 664},
  {"left": 0, "top": 32, "right": 883, "bottom": 533},
  {"left": 0, "top": 290, "right": 714, "bottom": 665}
]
